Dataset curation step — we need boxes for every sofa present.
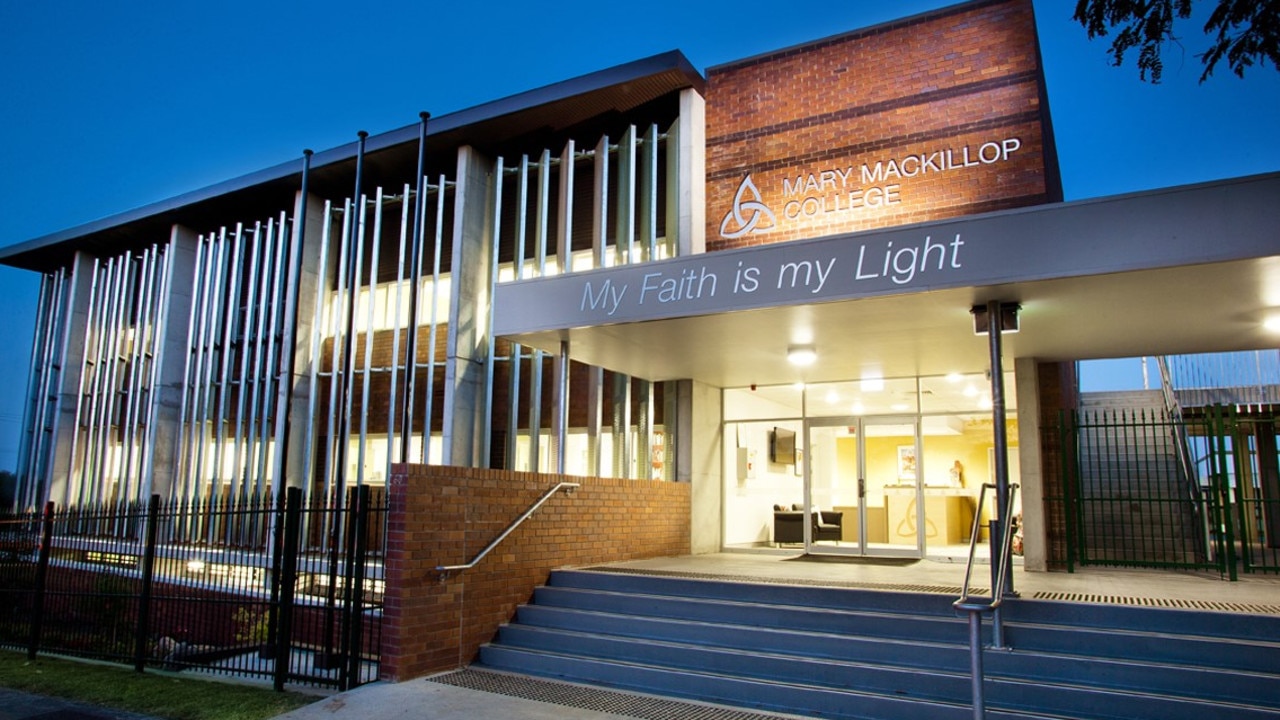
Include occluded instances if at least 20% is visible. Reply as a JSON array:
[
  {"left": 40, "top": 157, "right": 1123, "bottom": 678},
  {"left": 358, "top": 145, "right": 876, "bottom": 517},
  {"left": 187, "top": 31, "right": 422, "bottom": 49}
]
[{"left": 773, "top": 504, "right": 843, "bottom": 544}]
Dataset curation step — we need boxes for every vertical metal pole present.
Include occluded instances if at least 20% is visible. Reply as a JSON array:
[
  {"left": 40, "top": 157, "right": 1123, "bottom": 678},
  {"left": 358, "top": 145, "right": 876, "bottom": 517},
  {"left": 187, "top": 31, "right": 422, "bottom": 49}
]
[
  {"left": 551, "top": 141, "right": 574, "bottom": 473},
  {"left": 335, "top": 132, "right": 369, "bottom": 497},
  {"left": 323, "top": 131, "right": 368, "bottom": 671},
  {"left": 556, "top": 340, "right": 569, "bottom": 474},
  {"left": 273, "top": 486, "right": 302, "bottom": 691},
  {"left": 141, "top": 243, "right": 176, "bottom": 501},
  {"left": 133, "top": 495, "right": 160, "bottom": 672},
  {"left": 61, "top": 258, "right": 100, "bottom": 509},
  {"left": 987, "top": 300, "right": 1013, "bottom": 596},
  {"left": 641, "top": 123, "right": 658, "bottom": 263},
  {"left": 298, "top": 192, "right": 330, "bottom": 507},
  {"left": 195, "top": 232, "right": 229, "bottom": 505},
  {"left": 586, "top": 135, "right": 609, "bottom": 476},
  {"left": 321, "top": 201, "right": 352, "bottom": 507},
  {"left": 15, "top": 274, "right": 52, "bottom": 508},
  {"left": 171, "top": 236, "right": 207, "bottom": 509},
  {"left": 423, "top": 175, "right": 446, "bottom": 464},
  {"left": 483, "top": 157, "right": 505, "bottom": 468},
  {"left": 255, "top": 214, "right": 288, "bottom": 501},
  {"left": 212, "top": 227, "right": 246, "bottom": 513},
  {"left": 356, "top": 187, "right": 385, "bottom": 486},
  {"left": 231, "top": 223, "right": 265, "bottom": 505},
  {"left": 400, "top": 113, "right": 430, "bottom": 464},
  {"left": 271, "top": 149, "right": 313, "bottom": 503},
  {"left": 28, "top": 501, "right": 55, "bottom": 660},
  {"left": 967, "top": 611, "right": 986, "bottom": 720},
  {"left": 386, "top": 184, "right": 410, "bottom": 472},
  {"left": 529, "top": 150, "right": 551, "bottom": 471}
]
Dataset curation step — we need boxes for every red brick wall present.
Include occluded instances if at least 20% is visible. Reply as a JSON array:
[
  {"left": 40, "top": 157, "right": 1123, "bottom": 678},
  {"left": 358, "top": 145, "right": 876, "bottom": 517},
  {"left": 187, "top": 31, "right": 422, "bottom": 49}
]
[
  {"left": 380, "top": 465, "right": 691, "bottom": 680},
  {"left": 706, "top": 0, "right": 1059, "bottom": 251},
  {"left": 1036, "top": 360, "right": 1078, "bottom": 569}
]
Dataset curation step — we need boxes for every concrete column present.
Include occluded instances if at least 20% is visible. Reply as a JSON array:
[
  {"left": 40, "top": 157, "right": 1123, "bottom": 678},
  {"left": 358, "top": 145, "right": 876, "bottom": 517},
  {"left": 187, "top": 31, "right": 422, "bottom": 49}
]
[
  {"left": 148, "top": 226, "right": 199, "bottom": 500},
  {"left": 1015, "top": 356, "right": 1047, "bottom": 572},
  {"left": 671, "top": 88, "right": 706, "bottom": 257},
  {"left": 443, "top": 146, "right": 495, "bottom": 467},
  {"left": 48, "top": 251, "right": 97, "bottom": 507},
  {"left": 281, "top": 191, "right": 326, "bottom": 491},
  {"left": 679, "top": 379, "right": 722, "bottom": 554}
]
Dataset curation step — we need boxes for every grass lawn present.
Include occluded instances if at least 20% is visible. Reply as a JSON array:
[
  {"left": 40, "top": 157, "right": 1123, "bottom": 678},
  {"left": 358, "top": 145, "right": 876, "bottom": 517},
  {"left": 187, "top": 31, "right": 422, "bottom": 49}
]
[{"left": 0, "top": 650, "right": 320, "bottom": 720}]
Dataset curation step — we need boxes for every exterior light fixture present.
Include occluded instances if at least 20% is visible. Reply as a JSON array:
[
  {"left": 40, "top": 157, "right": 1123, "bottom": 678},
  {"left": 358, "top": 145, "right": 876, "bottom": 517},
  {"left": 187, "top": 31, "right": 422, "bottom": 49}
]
[
  {"left": 972, "top": 302, "right": 1021, "bottom": 334},
  {"left": 787, "top": 344, "right": 817, "bottom": 366}
]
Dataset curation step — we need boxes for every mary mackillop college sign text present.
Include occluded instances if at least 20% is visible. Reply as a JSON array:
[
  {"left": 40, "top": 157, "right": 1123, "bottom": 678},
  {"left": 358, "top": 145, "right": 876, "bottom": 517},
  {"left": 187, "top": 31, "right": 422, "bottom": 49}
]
[{"left": 704, "top": 0, "right": 1057, "bottom": 251}]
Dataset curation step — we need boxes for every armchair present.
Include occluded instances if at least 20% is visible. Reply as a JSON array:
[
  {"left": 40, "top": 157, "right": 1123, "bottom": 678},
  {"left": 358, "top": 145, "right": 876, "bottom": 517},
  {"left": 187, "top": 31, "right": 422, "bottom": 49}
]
[{"left": 772, "top": 504, "right": 843, "bottom": 544}]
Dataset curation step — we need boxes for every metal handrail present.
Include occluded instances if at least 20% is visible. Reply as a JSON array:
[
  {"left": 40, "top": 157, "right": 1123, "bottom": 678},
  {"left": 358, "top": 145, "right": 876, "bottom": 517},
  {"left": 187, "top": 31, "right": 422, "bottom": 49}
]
[
  {"left": 434, "top": 481, "right": 580, "bottom": 577},
  {"left": 953, "top": 481, "right": 1020, "bottom": 720}
]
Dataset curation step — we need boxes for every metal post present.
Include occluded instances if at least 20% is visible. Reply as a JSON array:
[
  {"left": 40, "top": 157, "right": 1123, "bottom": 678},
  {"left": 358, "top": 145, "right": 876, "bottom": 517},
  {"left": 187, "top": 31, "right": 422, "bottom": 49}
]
[
  {"left": 133, "top": 495, "right": 160, "bottom": 672},
  {"left": 987, "top": 300, "right": 1014, "bottom": 596},
  {"left": 482, "top": 157, "right": 505, "bottom": 467},
  {"left": 273, "top": 486, "right": 303, "bottom": 691},
  {"left": 423, "top": 174, "right": 446, "bottom": 464},
  {"left": 268, "top": 150, "right": 312, "bottom": 505},
  {"left": 967, "top": 610, "right": 986, "bottom": 720},
  {"left": 28, "top": 501, "right": 54, "bottom": 660},
  {"left": 400, "top": 113, "right": 429, "bottom": 464}
]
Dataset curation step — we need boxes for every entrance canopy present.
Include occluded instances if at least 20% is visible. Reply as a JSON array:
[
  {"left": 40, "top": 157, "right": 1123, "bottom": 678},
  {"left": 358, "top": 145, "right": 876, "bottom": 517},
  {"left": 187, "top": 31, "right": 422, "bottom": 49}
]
[{"left": 495, "top": 172, "right": 1280, "bottom": 387}]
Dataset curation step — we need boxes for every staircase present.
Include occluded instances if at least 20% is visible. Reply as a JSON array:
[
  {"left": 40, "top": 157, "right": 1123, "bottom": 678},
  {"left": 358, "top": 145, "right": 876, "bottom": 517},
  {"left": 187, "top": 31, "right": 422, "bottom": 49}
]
[
  {"left": 1076, "top": 390, "right": 1203, "bottom": 564},
  {"left": 476, "top": 569, "right": 1280, "bottom": 720}
]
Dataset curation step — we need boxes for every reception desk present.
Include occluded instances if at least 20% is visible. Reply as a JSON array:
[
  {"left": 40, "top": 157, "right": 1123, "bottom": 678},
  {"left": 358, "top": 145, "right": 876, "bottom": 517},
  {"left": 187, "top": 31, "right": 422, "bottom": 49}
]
[
  {"left": 883, "top": 488, "right": 973, "bottom": 545},
  {"left": 832, "top": 505, "right": 888, "bottom": 544}
]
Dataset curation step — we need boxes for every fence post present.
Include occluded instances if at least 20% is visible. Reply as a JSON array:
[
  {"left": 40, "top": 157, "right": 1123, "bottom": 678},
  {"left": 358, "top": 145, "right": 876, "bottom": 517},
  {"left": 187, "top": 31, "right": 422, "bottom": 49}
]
[
  {"left": 343, "top": 485, "right": 370, "bottom": 689},
  {"left": 27, "top": 501, "right": 54, "bottom": 660},
  {"left": 274, "top": 488, "right": 303, "bottom": 692},
  {"left": 133, "top": 495, "right": 161, "bottom": 672}
]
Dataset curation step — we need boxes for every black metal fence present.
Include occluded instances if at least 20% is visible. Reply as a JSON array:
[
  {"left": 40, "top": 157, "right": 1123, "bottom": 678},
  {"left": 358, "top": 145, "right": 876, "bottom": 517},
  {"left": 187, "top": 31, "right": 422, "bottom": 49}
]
[
  {"left": 0, "top": 486, "right": 385, "bottom": 691},
  {"left": 1050, "top": 404, "right": 1280, "bottom": 579}
]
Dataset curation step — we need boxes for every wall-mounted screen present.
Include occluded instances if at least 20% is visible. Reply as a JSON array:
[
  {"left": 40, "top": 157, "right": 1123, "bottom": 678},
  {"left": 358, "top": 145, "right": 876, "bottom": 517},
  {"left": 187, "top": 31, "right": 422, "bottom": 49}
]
[{"left": 770, "top": 427, "right": 796, "bottom": 465}]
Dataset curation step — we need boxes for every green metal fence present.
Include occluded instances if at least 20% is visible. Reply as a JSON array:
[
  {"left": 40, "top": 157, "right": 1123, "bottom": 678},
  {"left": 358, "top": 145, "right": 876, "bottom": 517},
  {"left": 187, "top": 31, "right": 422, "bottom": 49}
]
[{"left": 1054, "top": 404, "right": 1280, "bottom": 579}]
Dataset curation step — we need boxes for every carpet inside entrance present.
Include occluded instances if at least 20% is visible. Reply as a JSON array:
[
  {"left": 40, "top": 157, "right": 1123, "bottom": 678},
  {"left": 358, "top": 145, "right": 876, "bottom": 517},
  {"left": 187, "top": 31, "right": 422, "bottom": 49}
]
[{"left": 784, "top": 554, "right": 920, "bottom": 567}]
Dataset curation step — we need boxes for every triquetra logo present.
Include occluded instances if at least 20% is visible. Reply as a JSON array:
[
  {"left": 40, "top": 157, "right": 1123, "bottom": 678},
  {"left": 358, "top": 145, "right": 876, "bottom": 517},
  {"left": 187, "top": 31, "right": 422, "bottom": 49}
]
[{"left": 719, "top": 174, "right": 776, "bottom": 239}]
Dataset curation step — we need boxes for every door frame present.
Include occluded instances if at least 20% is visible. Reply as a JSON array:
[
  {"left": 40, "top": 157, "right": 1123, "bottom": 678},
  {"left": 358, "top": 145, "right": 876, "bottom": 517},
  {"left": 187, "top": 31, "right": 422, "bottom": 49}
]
[{"left": 804, "top": 415, "right": 923, "bottom": 558}]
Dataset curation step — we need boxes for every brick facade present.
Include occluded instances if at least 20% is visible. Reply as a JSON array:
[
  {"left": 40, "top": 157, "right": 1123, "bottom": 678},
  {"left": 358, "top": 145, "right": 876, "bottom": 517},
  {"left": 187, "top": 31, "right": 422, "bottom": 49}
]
[
  {"left": 705, "top": 0, "right": 1059, "bottom": 251},
  {"left": 1036, "top": 360, "right": 1078, "bottom": 569},
  {"left": 380, "top": 465, "right": 690, "bottom": 680}
]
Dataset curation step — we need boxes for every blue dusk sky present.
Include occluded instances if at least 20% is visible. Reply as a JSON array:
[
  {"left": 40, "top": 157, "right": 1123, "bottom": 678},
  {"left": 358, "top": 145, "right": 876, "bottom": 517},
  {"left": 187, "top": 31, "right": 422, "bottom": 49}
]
[{"left": 0, "top": 0, "right": 1277, "bottom": 471}]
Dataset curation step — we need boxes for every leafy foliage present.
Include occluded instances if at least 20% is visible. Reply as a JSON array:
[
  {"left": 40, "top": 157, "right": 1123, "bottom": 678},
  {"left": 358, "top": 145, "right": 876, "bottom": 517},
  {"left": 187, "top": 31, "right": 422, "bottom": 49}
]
[{"left": 1073, "top": 0, "right": 1280, "bottom": 82}]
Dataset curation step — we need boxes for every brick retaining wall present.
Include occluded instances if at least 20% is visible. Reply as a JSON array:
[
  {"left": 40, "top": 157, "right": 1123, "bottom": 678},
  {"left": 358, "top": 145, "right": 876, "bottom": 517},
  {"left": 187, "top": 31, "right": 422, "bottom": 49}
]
[{"left": 380, "top": 465, "right": 691, "bottom": 680}]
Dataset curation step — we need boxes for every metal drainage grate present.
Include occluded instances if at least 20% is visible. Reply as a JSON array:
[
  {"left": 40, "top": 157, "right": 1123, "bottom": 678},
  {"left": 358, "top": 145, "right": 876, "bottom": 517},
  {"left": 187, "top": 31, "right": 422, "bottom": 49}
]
[
  {"left": 427, "top": 668, "right": 798, "bottom": 720},
  {"left": 1030, "top": 592, "right": 1280, "bottom": 615},
  {"left": 585, "top": 565, "right": 972, "bottom": 596}
]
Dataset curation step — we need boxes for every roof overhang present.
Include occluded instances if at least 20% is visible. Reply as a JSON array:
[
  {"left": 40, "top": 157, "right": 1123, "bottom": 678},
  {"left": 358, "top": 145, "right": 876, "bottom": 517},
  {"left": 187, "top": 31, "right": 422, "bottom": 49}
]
[
  {"left": 495, "top": 172, "right": 1280, "bottom": 388},
  {"left": 0, "top": 51, "right": 704, "bottom": 273}
]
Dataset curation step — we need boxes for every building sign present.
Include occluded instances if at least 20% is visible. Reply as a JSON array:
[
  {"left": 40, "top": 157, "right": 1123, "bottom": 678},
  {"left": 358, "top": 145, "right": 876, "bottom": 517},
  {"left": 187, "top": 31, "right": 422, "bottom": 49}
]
[
  {"left": 719, "top": 137, "right": 1024, "bottom": 240},
  {"left": 704, "top": 0, "right": 1057, "bottom": 251},
  {"left": 493, "top": 173, "right": 1280, "bottom": 335}
]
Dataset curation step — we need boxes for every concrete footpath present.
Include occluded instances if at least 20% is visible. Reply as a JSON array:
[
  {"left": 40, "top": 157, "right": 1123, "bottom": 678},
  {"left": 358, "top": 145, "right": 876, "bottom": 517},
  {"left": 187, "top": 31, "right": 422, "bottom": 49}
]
[{"left": 0, "top": 688, "right": 166, "bottom": 720}]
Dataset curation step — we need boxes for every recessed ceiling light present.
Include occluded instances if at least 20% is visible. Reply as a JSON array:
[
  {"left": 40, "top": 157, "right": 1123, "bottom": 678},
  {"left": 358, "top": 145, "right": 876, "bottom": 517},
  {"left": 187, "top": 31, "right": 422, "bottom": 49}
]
[
  {"left": 787, "top": 345, "right": 817, "bottom": 366},
  {"left": 1265, "top": 316, "right": 1280, "bottom": 333},
  {"left": 946, "top": 372, "right": 963, "bottom": 383}
]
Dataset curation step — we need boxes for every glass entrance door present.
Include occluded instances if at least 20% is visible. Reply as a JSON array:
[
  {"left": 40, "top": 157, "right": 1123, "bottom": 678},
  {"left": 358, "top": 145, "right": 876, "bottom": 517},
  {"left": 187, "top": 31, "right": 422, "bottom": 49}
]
[{"left": 805, "top": 416, "right": 922, "bottom": 557}]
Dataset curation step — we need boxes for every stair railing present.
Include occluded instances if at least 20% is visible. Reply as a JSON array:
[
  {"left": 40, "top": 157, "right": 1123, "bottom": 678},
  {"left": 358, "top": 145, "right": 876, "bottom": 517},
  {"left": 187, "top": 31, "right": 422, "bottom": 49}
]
[
  {"left": 1157, "top": 356, "right": 1210, "bottom": 563},
  {"left": 954, "top": 481, "right": 1020, "bottom": 720},
  {"left": 434, "top": 481, "right": 580, "bottom": 579}
]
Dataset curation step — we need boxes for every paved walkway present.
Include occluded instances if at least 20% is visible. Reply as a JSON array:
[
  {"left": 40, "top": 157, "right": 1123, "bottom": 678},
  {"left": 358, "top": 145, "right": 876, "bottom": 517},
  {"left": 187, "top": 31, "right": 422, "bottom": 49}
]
[{"left": 0, "top": 688, "right": 164, "bottom": 720}]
